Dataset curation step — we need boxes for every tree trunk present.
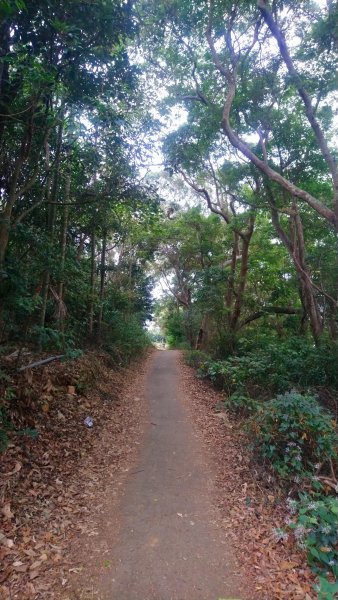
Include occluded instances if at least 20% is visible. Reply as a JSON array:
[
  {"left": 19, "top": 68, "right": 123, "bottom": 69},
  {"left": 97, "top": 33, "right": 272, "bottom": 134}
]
[
  {"left": 39, "top": 111, "right": 64, "bottom": 330},
  {"left": 47, "top": 108, "right": 64, "bottom": 231},
  {"left": 230, "top": 225, "right": 254, "bottom": 332},
  {"left": 57, "top": 169, "right": 70, "bottom": 333},
  {"left": 225, "top": 231, "right": 239, "bottom": 321},
  {"left": 97, "top": 229, "right": 107, "bottom": 337},
  {"left": 270, "top": 200, "right": 323, "bottom": 344},
  {"left": 0, "top": 102, "right": 51, "bottom": 273},
  {"left": 0, "top": 208, "right": 10, "bottom": 274},
  {"left": 88, "top": 228, "right": 96, "bottom": 337},
  {"left": 195, "top": 314, "right": 209, "bottom": 350}
]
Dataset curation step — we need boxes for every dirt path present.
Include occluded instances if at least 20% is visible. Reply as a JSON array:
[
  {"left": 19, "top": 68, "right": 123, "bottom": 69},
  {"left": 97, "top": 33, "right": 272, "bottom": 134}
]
[
  {"left": 66, "top": 351, "right": 245, "bottom": 600},
  {"left": 108, "top": 349, "right": 243, "bottom": 600},
  {"left": 70, "top": 349, "right": 245, "bottom": 600}
]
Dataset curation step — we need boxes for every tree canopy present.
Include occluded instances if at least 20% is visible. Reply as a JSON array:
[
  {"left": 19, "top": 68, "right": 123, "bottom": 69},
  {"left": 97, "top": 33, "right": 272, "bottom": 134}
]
[{"left": 1, "top": 0, "right": 338, "bottom": 594}]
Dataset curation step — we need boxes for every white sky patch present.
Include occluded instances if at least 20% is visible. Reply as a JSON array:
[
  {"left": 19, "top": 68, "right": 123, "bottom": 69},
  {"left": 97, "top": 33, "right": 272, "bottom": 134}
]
[{"left": 138, "top": 104, "right": 188, "bottom": 178}]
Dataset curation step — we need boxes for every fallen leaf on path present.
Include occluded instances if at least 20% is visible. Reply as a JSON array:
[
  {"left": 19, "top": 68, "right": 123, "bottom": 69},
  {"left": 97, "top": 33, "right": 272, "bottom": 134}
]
[
  {"left": 279, "top": 561, "right": 299, "bottom": 570},
  {"left": 29, "top": 571, "right": 40, "bottom": 580},
  {"left": 1, "top": 503, "right": 14, "bottom": 520}
]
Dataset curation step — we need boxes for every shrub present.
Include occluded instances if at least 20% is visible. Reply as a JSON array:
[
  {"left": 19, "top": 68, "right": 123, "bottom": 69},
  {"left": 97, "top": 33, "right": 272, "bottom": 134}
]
[
  {"left": 184, "top": 349, "right": 209, "bottom": 369},
  {"left": 196, "top": 353, "right": 274, "bottom": 396},
  {"left": 296, "top": 496, "right": 338, "bottom": 577},
  {"left": 286, "top": 496, "right": 338, "bottom": 599},
  {"left": 225, "top": 391, "right": 259, "bottom": 415},
  {"left": 249, "top": 391, "right": 338, "bottom": 482},
  {"left": 194, "top": 339, "right": 338, "bottom": 398},
  {"left": 103, "top": 314, "right": 151, "bottom": 364}
]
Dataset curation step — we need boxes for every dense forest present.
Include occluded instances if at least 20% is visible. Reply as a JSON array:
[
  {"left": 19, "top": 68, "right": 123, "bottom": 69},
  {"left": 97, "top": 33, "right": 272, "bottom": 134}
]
[
  {"left": 0, "top": 0, "right": 161, "bottom": 359},
  {"left": 1, "top": 0, "right": 338, "bottom": 597}
]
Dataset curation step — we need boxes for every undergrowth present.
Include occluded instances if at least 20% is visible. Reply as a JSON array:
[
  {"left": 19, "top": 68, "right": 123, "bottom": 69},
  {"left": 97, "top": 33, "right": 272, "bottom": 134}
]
[{"left": 185, "top": 338, "right": 338, "bottom": 597}]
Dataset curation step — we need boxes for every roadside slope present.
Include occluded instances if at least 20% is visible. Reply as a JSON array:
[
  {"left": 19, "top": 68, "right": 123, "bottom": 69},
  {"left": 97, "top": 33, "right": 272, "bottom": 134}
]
[{"left": 0, "top": 350, "right": 152, "bottom": 600}]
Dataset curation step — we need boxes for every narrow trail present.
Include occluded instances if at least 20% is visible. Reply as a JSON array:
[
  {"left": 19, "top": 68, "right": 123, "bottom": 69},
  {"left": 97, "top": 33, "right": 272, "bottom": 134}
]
[{"left": 94, "top": 349, "right": 244, "bottom": 600}]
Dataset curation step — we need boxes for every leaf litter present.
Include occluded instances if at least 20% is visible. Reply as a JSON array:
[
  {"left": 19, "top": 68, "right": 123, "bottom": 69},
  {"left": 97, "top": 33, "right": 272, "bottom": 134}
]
[
  {"left": 0, "top": 349, "right": 152, "bottom": 600},
  {"left": 1, "top": 349, "right": 317, "bottom": 600}
]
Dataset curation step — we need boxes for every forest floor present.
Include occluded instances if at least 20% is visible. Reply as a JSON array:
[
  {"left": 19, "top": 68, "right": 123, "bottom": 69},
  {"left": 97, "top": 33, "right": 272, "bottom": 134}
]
[{"left": 0, "top": 349, "right": 316, "bottom": 600}]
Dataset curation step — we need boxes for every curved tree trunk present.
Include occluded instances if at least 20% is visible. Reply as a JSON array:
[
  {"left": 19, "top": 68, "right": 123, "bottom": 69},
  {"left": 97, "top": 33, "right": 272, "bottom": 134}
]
[{"left": 270, "top": 199, "right": 323, "bottom": 344}]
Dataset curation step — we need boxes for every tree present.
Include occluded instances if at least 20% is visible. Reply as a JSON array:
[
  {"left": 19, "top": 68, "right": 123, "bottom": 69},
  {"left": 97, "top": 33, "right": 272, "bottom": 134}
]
[{"left": 139, "top": 0, "right": 338, "bottom": 344}]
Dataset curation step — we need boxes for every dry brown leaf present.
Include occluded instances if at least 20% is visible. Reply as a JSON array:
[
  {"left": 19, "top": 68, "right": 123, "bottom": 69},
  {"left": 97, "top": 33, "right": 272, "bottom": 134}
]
[
  {"left": 39, "top": 553, "right": 48, "bottom": 561},
  {"left": 23, "top": 549, "right": 36, "bottom": 558},
  {"left": 13, "top": 563, "right": 28, "bottom": 573},
  {"left": 4, "top": 461, "right": 22, "bottom": 477},
  {"left": 1, "top": 503, "right": 14, "bottom": 520}
]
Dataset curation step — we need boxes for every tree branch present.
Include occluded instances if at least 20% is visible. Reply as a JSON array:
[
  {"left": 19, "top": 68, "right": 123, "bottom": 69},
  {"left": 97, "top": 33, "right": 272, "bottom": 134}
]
[
  {"left": 258, "top": 0, "right": 338, "bottom": 211},
  {"left": 220, "top": 74, "right": 337, "bottom": 228},
  {"left": 240, "top": 306, "right": 301, "bottom": 328}
]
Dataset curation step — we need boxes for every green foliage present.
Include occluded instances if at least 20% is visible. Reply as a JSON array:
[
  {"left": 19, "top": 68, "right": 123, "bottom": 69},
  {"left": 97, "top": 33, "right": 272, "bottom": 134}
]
[
  {"left": 197, "top": 354, "right": 267, "bottom": 395},
  {"left": 298, "top": 496, "right": 338, "bottom": 577},
  {"left": 165, "top": 310, "right": 186, "bottom": 348},
  {"left": 249, "top": 391, "right": 338, "bottom": 483},
  {"left": 0, "top": 0, "right": 161, "bottom": 368},
  {"left": 29, "top": 326, "right": 71, "bottom": 351},
  {"left": 317, "top": 577, "right": 338, "bottom": 600},
  {"left": 224, "top": 391, "right": 259, "bottom": 416},
  {"left": 286, "top": 496, "right": 338, "bottom": 598},
  {"left": 185, "top": 349, "right": 210, "bottom": 369},
  {"left": 102, "top": 313, "right": 151, "bottom": 364},
  {"left": 0, "top": 0, "right": 26, "bottom": 17},
  {"left": 194, "top": 338, "right": 338, "bottom": 397},
  {"left": 63, "top": 348, "right": 83, "bottom": 361},
  {"left": 0, "top": 407, "right": 12, "bottom": 452}
]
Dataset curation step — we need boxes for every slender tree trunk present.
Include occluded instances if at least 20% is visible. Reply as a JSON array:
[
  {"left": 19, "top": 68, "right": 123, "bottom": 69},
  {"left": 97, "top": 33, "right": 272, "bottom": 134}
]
[
  {"left": 47, "top": 108, "right": 64, "bottom": 231},
  {"left": 225, "top": 231, "right": 239, "bottom": 320},
  {"left": 0, "top": 102, "right": 50, "bottom": 272},
  {"left": 292, "top": 211, "right": 323, "bottom": 343},
  {"left": 229, "top": 229, "right": 253, "bottom": 332},
  {"left": 88, "top": 228, "right": 96, "bottom": 337},
  {"left": 0, "top": 146, "right": 26, "bottom": 271},
  {"left": 224, "top": 216, "right": 255, "bottom": 341},
  {"left": 270, "top": 200, "right": 323, "bottom": 344},
  {"left": 57, "top": 170, "right": 70, "bottom": 333},
  {"left": 39, "top": 272, "right": 50, "bottom": 330},
  {"left": 39, "top": 145, "right": 53, "bottom": 330},
  {"left": 39, "top": 110, "right": 64, "bottom": 329},
  {"left": 97, "top": 229, "right": 107, "bottom": 337},
  {"left": 76, "top": 234, "right": 85, "bottom": 261},
  {"left": 0, "top": 20, "right": 11, "bottom": 144},
  {"left": 0, "top": 207, "right": 11, "bottom": 273}
]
